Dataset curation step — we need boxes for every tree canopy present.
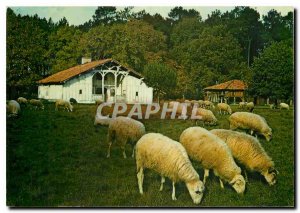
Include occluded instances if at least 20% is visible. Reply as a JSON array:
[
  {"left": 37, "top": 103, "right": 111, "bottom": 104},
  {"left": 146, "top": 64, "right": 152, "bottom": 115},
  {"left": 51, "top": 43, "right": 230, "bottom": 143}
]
[{"left": 6, "top": 7, "right": 294, "bottom": 101}]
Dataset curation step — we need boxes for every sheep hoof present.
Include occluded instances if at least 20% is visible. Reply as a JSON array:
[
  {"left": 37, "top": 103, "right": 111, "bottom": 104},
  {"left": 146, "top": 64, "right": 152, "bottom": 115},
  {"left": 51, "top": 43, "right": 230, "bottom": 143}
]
[{"left": 172, "top": 196, "right": 177, "bottom": 201}]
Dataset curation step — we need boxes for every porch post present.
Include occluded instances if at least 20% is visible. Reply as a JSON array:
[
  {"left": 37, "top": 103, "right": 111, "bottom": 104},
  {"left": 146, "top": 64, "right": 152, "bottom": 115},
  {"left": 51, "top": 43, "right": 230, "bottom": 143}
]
[{"left": 101, "top": 72, "right": 105, "bottom": 102}]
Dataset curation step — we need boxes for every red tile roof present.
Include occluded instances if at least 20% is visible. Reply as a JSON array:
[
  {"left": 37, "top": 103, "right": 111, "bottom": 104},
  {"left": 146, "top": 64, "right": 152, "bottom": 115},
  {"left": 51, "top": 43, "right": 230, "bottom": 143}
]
[
  {"left": 38, "top": 58, "right": 142, "bottom": 84},
  {"left": 204, "top": 80, "right": 247, "bottom": 91}
]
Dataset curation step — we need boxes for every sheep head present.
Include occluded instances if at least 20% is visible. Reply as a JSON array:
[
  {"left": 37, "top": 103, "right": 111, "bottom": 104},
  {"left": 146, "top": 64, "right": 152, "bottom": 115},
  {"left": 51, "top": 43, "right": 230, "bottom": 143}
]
[
  {"left": 230, "top": 174, "right": 246, "bottom": 194},
  {"left": 186, "top": 179, "right": 205, "bottom": 204},
  {"left": 263, "top": 167, "right": 279, "bottom": 186}
]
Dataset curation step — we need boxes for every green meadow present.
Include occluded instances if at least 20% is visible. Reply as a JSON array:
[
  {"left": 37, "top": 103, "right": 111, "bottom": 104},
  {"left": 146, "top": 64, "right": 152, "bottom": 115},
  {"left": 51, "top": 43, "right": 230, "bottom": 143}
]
[{"left": 6, "top": 103, "right": 294, "bottom": 207}]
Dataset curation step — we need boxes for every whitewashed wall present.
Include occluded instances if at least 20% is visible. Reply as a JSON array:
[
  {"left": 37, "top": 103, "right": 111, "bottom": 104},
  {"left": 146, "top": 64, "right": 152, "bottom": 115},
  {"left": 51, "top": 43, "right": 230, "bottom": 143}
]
[{"left": 38, "top": 70, "right": 153, "bottom": 104}]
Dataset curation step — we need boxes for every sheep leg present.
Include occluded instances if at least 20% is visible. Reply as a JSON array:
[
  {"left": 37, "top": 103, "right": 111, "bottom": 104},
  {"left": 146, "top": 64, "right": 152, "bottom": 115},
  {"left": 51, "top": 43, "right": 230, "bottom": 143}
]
[
  {"left": 172, "top": 181, "right": 177, "bottom": 201},
  {"left": 106, "top": 143, "right": 112, "bottom": 158},
  {"left": 203, "top": 169, "right": 209, "bottom": 184},
  {"left": 121, "top": 146, "right": 127, "bottom": 159},
  {"left": 137, "top": 167, "right": 144, "bottom": 194},
  {"left": 131, "top": 145, "right": 135, "bottom": 158},
  {"left": 250, "top": 130, "right": 254, "bottom": 135},
  {"left": 160, "top": 176, "right": 165, "bottom": 191},
  {"left": 244, "top": 170, "right": 248, "bottom": 182},
  {"left": 219, "top": 178, "right": 224, "bottom": 189}
]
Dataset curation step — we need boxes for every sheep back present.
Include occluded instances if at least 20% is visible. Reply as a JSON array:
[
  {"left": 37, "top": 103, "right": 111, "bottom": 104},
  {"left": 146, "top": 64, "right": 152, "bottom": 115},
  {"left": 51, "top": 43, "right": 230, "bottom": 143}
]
[
  {"left": 136, "top": 133, "right": 199, "bottom": 183},
  {"left": 180, "top": 127, "right": 241, "bottom": 182}
]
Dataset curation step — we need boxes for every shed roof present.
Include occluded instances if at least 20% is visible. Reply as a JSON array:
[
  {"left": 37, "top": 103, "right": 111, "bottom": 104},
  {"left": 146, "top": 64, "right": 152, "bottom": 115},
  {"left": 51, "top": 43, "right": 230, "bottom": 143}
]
[
  {"left": 204, "top": 80, "right": 247, "bottom": 91},
  {"left": 38, "top": 58, "right": 142, "bottom": 84}
]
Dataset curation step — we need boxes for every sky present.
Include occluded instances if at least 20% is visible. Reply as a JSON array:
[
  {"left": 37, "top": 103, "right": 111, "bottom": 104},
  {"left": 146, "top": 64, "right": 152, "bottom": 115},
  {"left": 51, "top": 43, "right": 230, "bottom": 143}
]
[{"left": 10, "top": 6, "right": 293, "bottom": 26}]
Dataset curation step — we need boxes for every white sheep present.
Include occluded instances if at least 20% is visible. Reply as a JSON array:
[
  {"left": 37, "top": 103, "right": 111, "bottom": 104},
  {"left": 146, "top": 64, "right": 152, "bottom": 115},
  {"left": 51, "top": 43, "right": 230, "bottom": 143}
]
[
  {"left": 280, "top": 102, "right": 289, "bottom": 110},
  {"left": 246, "top": 102, "right": 254, "bottom": 112},
  {"left": 229, "top": 112, "right": 272, "bottom": 141},
  {"left": 194, "top": 108, "right": 217, "bottom": 126},
  {"left": 269, "top": 104, "right": 276, "bottom": 109},
  {"left": 55, "top": 99, "right": 73, "bottom": 112},
  {"left": 17, "top": 97, "right": 28, "bottom": 105},
  {"left": 217, "top": 103, "right": 232, "bottom": 115},
  {"left": 29, "top": 99, "right": 44, "bottom": 110},
  {"left": 204, "top": 100, "right": 215, "bottom": 109},
  {"left": 107, "top": 116, "right": 145, "bottom": 158},
  {"left": 136, "top": 133, "right": 205, "bottom": 204},
  {"left": 210, "top": 129, "right": 278, "bottom": 186},
  {"left": 7, "top": 100, "right": 21, "bottom": 117},
  {"left": 180, "top": 127, "right": 245, "bottom": 194},
  {"left": 238, "top": 101, "right": 247, "bottom": 109},
  {"left": 198, "top": 100, "right": 205, "bottom": 108}
]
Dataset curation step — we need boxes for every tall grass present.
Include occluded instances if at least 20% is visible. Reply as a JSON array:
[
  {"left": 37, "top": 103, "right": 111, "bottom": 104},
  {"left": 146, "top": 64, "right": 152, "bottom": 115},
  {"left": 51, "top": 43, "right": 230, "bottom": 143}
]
[{"left": 6, "top": 103, "right": 294, "bottom": 207}]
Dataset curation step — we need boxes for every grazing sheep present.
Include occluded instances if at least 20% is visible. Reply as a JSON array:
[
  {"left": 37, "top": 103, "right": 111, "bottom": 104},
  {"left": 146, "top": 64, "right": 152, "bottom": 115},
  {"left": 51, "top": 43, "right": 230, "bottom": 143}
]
[
  {"left": 239, "top": 102, "right": 247, "bottom": 109},
  {"left": 198, "top": 100, "right": 205, "bottom": 108},
  {"left": 180, "top": 127, "right": 245, "bottom": 194},
  {"left": 204, "top": 100, "right": 215, "bottom": 109},
  {"left": 29, "top": 99, "right": 44, "bottom": 110},
  {"left": 280, "top": 103, "right": 289, "bottom": 110},
  {"left": 210, "top": 129, "right": 278, "bottom": 186},
  {"left": 217, "top": 103, "right": 232, "bottom": 115},
  {"left": 17, "top": 97, "right": 28, "bottom": 105},
  {"left": 55, "top": 99, "right": 73, "bottom": 112},
  {"left": 194, "top": 108, "right": 217, "bottom": 126},
  {"left": 7, "top": 100, "right": 21, "bottom": 117},
  {"left": 107, "top": 116, "right": 145, "bottom": 158},
  {"left": 269, "top": 104, "right": 276, "bottom": 109},
  {"left": 246, "top": 102, "right": 254, "bottom": 112},
  {"left": 229, "top": 112, "right": 272, "bottom": 141},
  {"left": 168, "top": 101, "right": 189, "bottom": 119},
  {"left": 136, "top": 133, "right": 205, "bottom": 204}
]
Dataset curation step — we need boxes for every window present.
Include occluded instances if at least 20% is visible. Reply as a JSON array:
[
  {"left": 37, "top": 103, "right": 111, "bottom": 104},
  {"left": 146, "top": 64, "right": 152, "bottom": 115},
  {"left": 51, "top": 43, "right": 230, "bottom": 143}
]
[
  {"left": 79, "top": 89, "right": 82, "bottom": 94},
  {"left": 136, "top": 92, "right": 138, "bottom": 97}
]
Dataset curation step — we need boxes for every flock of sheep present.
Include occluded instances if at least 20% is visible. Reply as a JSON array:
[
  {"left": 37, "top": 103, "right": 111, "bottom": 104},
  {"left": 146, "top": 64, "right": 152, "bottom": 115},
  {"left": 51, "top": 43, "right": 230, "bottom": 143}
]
[
  {"left": 94, "top": 99, "right": 285, "bottom": 204},
  {"left": 6, "top": 97, "right": 74, "bottom": 117},
  {"left": 7, "top": 97, "right": 289, "bottom": 205}
]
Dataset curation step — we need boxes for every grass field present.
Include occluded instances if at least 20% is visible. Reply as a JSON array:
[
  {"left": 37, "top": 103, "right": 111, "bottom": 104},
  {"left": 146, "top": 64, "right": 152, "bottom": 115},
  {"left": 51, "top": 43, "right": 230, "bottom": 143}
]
[{"left": 6, "top": 103, "right": 295, "bottom": 207}]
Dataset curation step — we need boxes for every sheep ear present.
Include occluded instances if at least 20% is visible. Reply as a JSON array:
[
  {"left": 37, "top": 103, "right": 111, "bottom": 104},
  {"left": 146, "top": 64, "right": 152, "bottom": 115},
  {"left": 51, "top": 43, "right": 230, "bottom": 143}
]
[{"left": 268, "top": 167, "right": 279, "bottom": 175}]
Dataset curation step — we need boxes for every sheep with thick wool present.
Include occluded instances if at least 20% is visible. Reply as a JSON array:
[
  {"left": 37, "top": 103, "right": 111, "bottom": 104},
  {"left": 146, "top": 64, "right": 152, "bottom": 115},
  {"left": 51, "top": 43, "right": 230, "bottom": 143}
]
[
  {"left": 217, "top": 103, "right": 232, "bottom": 115},
  {"left": 195, "top": 108, "right": 217, "bottom": 126},
  {"left": 29, "top": 99, "right": 44, "bottom": 110},
  {"left": 107, "top": 116, "right": 145, "bottom": 158},
  {"left": 204, "top": 100, "right": 215, "bottom": 109},
  {"left": 229, "top": 112, "right": 272, "bottom": 141},
  {"left": 180, "top": 127, "right": 246, "bottom": 194},
  {"left": 7, "top": 100, "right": 21, "bottom": 117},
  {"left": 280, "top": 102, "right": 289, "bottom": 110},
  {"left": 55, "top": 99, "right": 73, "bottom": 112},
  {"left": 136, "top": 133, "right": 205, "bottom": 204},
  {"left": 17, "top": 97, "right": 28, "bottom": 105},
  {"left": 246, "top": 102, "right": 254, "bottom": 112},
  {"left": 210, "top": 129, "right": 278, "bottom": 186}
]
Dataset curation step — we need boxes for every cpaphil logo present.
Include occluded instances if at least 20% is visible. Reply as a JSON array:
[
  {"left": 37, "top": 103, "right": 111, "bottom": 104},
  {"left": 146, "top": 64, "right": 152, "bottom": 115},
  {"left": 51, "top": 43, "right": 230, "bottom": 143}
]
[{"left": 95, "top": 102, "right": 203, "bottom": 120}]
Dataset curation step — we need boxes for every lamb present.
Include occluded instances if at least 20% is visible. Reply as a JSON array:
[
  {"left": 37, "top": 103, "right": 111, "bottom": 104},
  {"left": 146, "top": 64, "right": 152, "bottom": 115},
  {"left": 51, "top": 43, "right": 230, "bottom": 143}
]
[
  {"left": 194, "top": 108, "right": 217, "bottom": 126},
  {"left": 229, "top": 112, "right": 272, "bottom": 141},
  {"left": 107, "top": 116, "right": 145, "bottom": 158},
  {"left": 179, "top": 127, "right": 245, "bottom": 194},
  {"left": 29, "top": 99, "right": 44, "bottom": 110},
  {"left": 246, "top": 102, "right": 254, "bottom": 112},
  {"left": 17, "top": 97, "right": 28, "bottom": 105},
  {"left": 280, "top": 102, "right": 289, "bottom": 110},
  {"left": 55, "top": 99, "right": 73, "bottom": 112},
  {"left": 210, "top": 129, "right": 278, "bottom": 186},
  {"left": 7, "top": 100, "right": 21, "bottom": 117},
  {"left": 217, "top": 103, "right": 232, "bottom": 115},
  {"left": 136, "top": 133, "right": 205, "bottom": 204},
  {"left": 204, "top": 100, "right": 215, "bottom": 109}
]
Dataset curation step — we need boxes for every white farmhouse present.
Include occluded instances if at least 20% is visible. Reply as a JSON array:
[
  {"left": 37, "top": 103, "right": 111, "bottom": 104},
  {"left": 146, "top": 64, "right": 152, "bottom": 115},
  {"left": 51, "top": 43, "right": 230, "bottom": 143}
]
[{"left": 38, "top": 58, "right": 153, "bottom": 104}]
